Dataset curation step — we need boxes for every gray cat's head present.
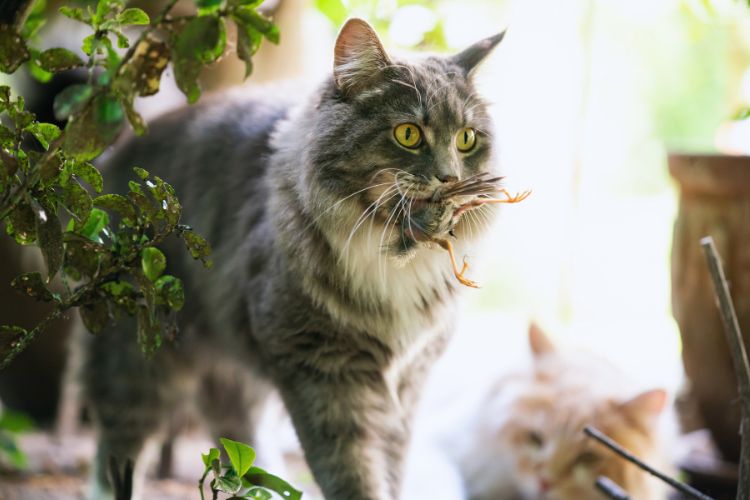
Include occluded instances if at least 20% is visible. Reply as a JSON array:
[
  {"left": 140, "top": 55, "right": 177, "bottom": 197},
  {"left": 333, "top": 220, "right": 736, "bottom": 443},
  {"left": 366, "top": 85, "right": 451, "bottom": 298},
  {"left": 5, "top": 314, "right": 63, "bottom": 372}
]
[{"left": 305, "top": 19, "right": 504, "bottom": 257}]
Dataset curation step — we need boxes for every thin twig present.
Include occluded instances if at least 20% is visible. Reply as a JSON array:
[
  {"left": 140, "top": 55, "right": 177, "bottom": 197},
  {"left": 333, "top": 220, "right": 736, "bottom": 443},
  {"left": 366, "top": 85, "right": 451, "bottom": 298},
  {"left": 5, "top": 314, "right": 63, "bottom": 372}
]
[
  {"left": 584, "top": 425, "right": 714, "bottom": 500},
  {"left": 701, "top": 236, "right": 750, "bottom": 499},
  {"left": 595, "top": 476, "right": 630, "bottom": 500}
]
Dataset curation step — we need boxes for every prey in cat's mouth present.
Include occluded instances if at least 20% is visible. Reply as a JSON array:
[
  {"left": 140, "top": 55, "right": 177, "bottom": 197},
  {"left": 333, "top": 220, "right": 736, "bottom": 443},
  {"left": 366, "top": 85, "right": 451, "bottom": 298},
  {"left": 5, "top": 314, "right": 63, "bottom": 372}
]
[{"left": 366, "top": 171, "right": 530, "bottom": 288}]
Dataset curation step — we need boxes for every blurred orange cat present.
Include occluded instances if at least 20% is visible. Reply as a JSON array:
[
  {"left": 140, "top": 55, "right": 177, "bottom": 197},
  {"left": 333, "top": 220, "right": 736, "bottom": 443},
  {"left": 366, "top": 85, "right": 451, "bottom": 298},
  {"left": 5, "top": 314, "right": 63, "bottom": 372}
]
[{"left": 455, "top": 324, "right": 673, "bottom": 500}]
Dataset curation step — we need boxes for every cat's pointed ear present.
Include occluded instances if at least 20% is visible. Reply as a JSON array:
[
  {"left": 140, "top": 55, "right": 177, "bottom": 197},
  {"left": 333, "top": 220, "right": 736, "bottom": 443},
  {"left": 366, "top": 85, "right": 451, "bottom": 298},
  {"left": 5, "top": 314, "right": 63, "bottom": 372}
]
[
  {"left": 620, "top": 389, "right": 668, "bottom": 417},
  {"left": 333, "top": 18, "right": 391, "bottom": 95},
  {"left": 528, "top": 322, "right": 555, "bottom": 358},
  {"left": 451, "top": 31, "right": 506, "bottom": 76}
]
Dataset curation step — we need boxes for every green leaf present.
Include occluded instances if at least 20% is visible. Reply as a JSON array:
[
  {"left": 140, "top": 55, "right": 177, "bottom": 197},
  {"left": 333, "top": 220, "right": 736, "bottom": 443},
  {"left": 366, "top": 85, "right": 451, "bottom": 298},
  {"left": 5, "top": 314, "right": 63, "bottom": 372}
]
[
  {"left": 81, "top": 33, "right": 96, "bottom": 56},
  {"left": 80, "top": 299, "right": 110, "bottom": 333},
  {"left": 114, "top": 30, "right": 129, "bottom": 49},
  {"left": 0, "top": 25, "right": 30, "bottom": 73},
  {"left": 246, "top": 487, "right": 273, "bottom": 500},
  {"left": 182, "top": 230, "right": 212, "bottom": 267},
  {"left": 95, "top": 0, "right": 125, "bottom": 26},
  {"left": 121, "top": 97, "right": 146, "bottom": 135},
  {"left": 228, "top": 0, "right": 263, "bottom": 7},
  {"left": 101, "top": 280, "right": 134, "bottom": 297},
  {"left": 155, "top": 275, "right": 184, "bottom": 311},
  {"left": 132, "top": 168, "right": 149, "bottom": 181},
  {"left": 234, "top": 7, "right": 279, "bottom": 44},
  {"left": 11, "top": 272, "right": 54, "bottom": 302},
  {"left": 234, "top": 21, "right": 262, "bottom": 78},
  {"left": 22, "top": 0, "right": 47, "bottom": 40},
  {"left": 78, "top": 207, "right": 109, "bottom": 241},
  {"left": 25, "top": 122, "right": 61, "bottom": 150},
  {"left": 201, "top": 447, "right": 220, "bottom": 468},
  {"left": 197, "top": 0, "right": 223, "bottom": 11},
  {"left": 59, "top": 6, "right": 89, "bottom": 24},
  {"left": 173, "top": 16, "right": 227, "bottom": 104},
  {"left": 220, "top": 438, "right": 256, "bottom": 477},
  {"left": 128, "top": 190, "right": 155, "bottom": 221},
  {"left": 0, "top": 432, "right": 28, "bottom": 469},
  {"left": 63, "top": 238, "right": 106, "bottom": 279},
  {"left": 26, "top": 52, "right": 53, "bottom": 83},
  {"left": 62, "top": 179, "right": 93, "bottom": 228},
  {"left": 245, "top": 466, "right": 302, "bottom": 500},
  {"left": 117, "top": 8, "right": 149, "bottom": 25},
  {"left": 212, "top": 470, "right": 243, "bottom": 495},
  {"left": 113, "top": 36, "right": 170, "bottom": 98},
  {"left": 0, "top": 410, "right": 33, "bottom": 433},
  {"left": 71, "top": 161, "right": 103, "bottom": 193},
  {"left": 39, "top": 154, "right": 62, "bottom": 184},
  {"left": 35, "top": 207, "right": 63, "bottom": 281},
  {"left": 53, "top": 84, "right": 94, "bottom": 121},
  {"left": 93, "top": 193, "right": 137, "bottom": 223},
  {"left": 141, "top": 247, "right": 166, "bottom": 282},
  {"left": 62, "top": 92, "right": 125, "bottom": 160},
  {"left": 37, "top": 48, "right": 84, "bottom": 72},
  {"left": 7, "top": 201, "right": 37, "bottom": 245}
]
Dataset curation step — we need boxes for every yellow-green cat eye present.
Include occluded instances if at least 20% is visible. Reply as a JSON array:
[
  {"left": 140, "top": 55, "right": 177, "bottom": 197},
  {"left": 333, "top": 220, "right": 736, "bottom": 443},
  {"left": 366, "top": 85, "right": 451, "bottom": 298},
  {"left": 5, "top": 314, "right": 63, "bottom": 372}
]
[
  {"left": 394, "top": 123, "right": 422, "bottom": 149},
  {"left": 456, "top": 127, "right": 476, "bottom": 152}
]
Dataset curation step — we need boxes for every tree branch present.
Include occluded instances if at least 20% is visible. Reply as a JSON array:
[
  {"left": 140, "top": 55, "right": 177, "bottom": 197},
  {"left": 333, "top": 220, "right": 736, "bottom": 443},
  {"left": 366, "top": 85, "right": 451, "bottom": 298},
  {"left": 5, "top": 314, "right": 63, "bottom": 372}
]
[
  {"left": 701, "top": 236, "right": 750, "bottom": 499},
  {"left": 584, "top": 425, "right": 714, "bottom": 500}
]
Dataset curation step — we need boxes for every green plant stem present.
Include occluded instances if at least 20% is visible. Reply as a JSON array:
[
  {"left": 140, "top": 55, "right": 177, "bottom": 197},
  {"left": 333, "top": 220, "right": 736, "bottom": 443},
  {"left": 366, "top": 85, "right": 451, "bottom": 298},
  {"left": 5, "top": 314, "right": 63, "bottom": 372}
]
[{"left": 199, "top": 468, "right": 209, "bottom": 500}]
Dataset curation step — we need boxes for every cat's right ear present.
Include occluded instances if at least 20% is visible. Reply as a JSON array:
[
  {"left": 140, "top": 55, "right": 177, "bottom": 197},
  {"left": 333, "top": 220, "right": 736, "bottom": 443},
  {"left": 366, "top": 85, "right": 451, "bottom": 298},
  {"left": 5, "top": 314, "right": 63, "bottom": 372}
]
[
  {"left": 528, "top": 322, "right": 555, "bottom": 358},
  {"left": 620, "top": 389, "right": 668, "bottom": 417},
  {"left": 333, "top": 18, "right": 391, "bottom": 96}
]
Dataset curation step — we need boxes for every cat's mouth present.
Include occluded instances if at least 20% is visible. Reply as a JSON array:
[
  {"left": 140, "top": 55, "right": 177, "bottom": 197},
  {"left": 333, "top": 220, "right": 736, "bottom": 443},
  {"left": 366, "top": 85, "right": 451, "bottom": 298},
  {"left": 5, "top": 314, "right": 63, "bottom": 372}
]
[{"left": 395, "top": 173, "right": 506, "bottom": 247}]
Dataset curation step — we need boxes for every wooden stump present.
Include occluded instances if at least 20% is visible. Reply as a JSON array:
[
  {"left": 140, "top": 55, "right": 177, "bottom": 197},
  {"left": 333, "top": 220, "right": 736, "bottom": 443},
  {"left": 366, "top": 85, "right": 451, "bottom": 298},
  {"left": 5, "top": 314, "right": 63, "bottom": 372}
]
[{"left": 670, "top": 153, "right": 750, "bottom": 462}]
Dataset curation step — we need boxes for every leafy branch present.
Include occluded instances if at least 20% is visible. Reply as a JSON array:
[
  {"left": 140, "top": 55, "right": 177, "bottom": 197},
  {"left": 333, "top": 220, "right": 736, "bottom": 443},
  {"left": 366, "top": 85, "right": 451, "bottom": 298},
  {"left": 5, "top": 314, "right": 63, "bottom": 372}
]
[{"left": 0, "top": 0, "right": 279, "bottom": 368}]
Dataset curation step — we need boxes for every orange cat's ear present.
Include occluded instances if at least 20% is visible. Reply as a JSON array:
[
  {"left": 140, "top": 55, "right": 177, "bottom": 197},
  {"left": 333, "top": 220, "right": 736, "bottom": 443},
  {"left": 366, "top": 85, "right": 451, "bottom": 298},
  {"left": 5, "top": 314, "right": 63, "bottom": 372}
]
[
  {"left": 620, "top": 389, "right": 668, "bottom": 417},
  {"left": 528, "top": 322, "right": 555, "bottom": 358}
]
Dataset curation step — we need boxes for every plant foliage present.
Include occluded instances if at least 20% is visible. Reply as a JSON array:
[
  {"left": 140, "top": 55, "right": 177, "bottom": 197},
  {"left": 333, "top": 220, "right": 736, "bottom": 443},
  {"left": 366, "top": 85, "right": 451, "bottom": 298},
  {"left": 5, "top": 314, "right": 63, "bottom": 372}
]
[
  {"left": 0, "top": 0, "right": 279, "bottom": 368},
  {"left": 200, "top": 438, "right": 303, "bottom": 500}
]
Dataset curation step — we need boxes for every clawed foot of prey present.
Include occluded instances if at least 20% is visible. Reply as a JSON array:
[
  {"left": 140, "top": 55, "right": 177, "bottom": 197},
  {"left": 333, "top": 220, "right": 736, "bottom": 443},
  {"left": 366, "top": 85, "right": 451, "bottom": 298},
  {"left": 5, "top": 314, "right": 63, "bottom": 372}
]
[
  {"left": 452, "top": 189, "right": 531, "bottom": 221},
  {"left": 433, "top": 237, "right": 479, "bottom": 289},
  {"left": 479, "top": 188, "right": 532, "bottom": 205}
]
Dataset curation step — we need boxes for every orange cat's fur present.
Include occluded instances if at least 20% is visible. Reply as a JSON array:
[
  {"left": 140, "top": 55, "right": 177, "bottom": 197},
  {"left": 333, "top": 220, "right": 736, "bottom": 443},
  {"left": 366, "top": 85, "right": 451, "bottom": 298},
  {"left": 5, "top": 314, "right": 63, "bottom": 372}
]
[{"left": 457, "top": 324, "right": 672, "bottom": 500}]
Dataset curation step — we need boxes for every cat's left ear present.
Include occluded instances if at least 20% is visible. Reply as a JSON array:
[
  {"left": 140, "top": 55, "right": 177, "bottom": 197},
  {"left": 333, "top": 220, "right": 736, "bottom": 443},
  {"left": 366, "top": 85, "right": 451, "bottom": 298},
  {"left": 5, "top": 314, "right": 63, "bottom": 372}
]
[
  {"left": 451, "top": 31, "right": 506, "bottom": 76},
  {"left": 619, "top": 389, "right": 668, "bottom": 417},
  {"left": 333, "top": 18, "right": 391, "bottom": 95},
  {"left": 528, "top": 322, "right": 555, "bottom": 358}
]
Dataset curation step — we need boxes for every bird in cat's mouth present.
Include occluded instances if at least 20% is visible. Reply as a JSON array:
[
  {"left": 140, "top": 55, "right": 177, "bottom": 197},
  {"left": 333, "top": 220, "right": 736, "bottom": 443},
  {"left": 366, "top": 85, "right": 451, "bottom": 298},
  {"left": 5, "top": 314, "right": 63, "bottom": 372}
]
[{"left": 368, "top": 171, "right": 530, "bottom": 288}]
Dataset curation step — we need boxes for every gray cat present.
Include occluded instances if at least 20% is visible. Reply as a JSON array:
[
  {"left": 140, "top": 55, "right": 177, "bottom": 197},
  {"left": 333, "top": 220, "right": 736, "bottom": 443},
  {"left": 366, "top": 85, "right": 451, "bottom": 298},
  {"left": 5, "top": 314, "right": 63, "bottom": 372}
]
[{"left": 81, "top": 18, "right": 504, "bottom": 500}]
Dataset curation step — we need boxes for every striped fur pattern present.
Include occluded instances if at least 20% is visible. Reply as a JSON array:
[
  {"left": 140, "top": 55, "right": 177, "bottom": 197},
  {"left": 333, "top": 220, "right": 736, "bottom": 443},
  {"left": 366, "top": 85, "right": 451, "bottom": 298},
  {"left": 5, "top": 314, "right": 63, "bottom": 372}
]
[{"left": 80, "top": 19, "right": 504, "bottom": 500}]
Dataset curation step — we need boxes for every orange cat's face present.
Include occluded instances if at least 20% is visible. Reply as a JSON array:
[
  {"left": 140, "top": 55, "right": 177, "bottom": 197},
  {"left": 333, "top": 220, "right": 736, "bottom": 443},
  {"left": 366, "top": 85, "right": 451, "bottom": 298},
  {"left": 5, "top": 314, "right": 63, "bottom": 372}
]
[{"left": 479, "top": 325, "right": 668, "bottom": 500}]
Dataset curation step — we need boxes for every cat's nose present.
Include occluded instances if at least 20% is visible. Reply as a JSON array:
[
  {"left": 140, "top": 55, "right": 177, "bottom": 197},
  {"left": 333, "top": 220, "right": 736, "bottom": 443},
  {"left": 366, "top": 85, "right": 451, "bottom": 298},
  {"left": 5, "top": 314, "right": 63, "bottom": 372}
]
[
  {"left": 435, "top": 173, "right": 458, "bottom": 183},
  {"left": 539, "top": 478, "right": 551, "bottom": 492}
]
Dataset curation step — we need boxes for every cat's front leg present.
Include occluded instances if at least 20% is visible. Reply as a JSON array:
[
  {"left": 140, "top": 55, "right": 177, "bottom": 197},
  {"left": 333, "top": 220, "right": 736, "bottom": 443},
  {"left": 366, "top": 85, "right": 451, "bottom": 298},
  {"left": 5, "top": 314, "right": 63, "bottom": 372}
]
[{"left": 269, "top": 346, "right": 408, "bottom": 500}]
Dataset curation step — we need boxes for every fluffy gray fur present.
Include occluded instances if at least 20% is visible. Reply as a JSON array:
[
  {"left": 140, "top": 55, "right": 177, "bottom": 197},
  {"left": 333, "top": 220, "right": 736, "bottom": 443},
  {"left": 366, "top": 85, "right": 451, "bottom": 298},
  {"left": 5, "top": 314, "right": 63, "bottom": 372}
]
[{"left": 80, "top": 18, "right": 504, "bottom": 500}]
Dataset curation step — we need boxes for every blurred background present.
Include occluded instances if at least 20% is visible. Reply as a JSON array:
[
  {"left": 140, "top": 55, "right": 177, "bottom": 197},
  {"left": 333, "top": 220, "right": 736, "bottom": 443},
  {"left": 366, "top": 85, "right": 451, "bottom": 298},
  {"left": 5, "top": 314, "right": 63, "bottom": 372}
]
[{"left": 3, "top": 0, "right": 750, "bottom": 497}]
